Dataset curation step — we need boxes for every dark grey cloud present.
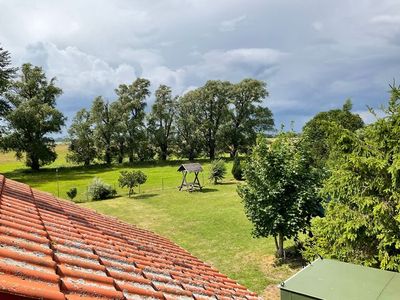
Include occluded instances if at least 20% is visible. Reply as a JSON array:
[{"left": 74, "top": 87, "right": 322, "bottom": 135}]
[{"left": 1, "top": 0, "right": 399, "bottom": 132}]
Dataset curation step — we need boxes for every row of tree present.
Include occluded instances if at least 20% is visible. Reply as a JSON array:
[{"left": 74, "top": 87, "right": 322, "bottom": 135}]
[
  {"left": 68, "top": 77, "right": 274, "bottom": 166},
  {"left": 0, "top": 45, "right": 274, "bottom": 169}
]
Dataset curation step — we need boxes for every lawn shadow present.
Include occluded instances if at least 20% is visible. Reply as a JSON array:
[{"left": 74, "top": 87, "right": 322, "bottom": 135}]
[
  {"left": 133, "top": 193, "right": 159, "bottom": 200},
  {"left": 274, "top": 245, "right": 308, "bottom": 269},
  {"left": 200, "top": 188, "right": 218, "bottom": 193}
]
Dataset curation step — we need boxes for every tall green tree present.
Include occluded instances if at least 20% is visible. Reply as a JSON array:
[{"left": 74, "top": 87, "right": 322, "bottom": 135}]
[
  {"left": 302, "top": 99, "right": 364, "bottom": 167},
  {"left": 238, "top": 133, "right": 323, "bottom": 257},
  {"left": 0, "top": 64, "right": 65, "bottom": 170},
  {"left": 304, "top": 85, "right": 400, "bottom": 271},
  {"left": 90, "top": 96, "right": 118, "bottom": 165},
  {"left": 176, "top": 90, "right": 204, "bottom": 160},
  {"left": 0, "top": 45, "right": 17, "bottom": 135},
  {"left": 67, "top": 108, "right": 96, "bottom": 166},
  {"left": 147, "top": 85, "right": 177, "bottom": 160},
  {"left": 198, "top": 80, "right": 231, "bottom": 160},
  {"left": 115, "top": 78, "right": 150, "bottom": 162},
  {"left": 222, "top": 78, "right": 274, "bottom": 157}
]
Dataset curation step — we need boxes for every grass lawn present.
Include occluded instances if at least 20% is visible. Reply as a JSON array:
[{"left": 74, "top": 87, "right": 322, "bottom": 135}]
[{"left": 0, "top": 144, "right": 300, "bottom": 297}]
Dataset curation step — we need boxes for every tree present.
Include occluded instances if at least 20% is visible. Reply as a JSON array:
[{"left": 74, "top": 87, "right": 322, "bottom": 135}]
[
  {"left": 176, "top": 90, "right": 204, "bottom": 160},
  {"left": 0, "top": 64, "right": 65, "bottom": 170},
  {"left": 0, "top": 45, "right": 17, "bottom": 132},
  {"left": 66, "top": 188, "right": 77, "bottom": 201},
  {"left": 198, "top": 80, "right": 231, "bottom": 160},
  {"left": 118, "top": 170, "right": 147, "bottom": 197},
  {"left": 302, "top": 99, "right": 364, "bottom": 167},
  {"left": 304, "top": 85, "right": 400, "bottom": 271},
  {"left": 88, "top": 178, "right": 116, "bottom": 200},
  {"left": 238, "top": 134, "right": 323, "bottom": 258},
  {"left": 67, "top": 109, "right": 96, "bottom": 166},
  {"left": 232, "top": 155, "right": 243, "bottom": 180},
  {"left": 209, "top": 159, "right": 227, "bottom": 184},
  {"left": 115, "top": 78, "right": 150, "bottom": 162},
  {"left": 222, "top": 79, "right": 274, "bottom": 157},
  {"left": 90, "top": 97, "right": 118, "bottom": 165},
  {"left": 147, "top": 85, "right": 177, "bottom": 160}
]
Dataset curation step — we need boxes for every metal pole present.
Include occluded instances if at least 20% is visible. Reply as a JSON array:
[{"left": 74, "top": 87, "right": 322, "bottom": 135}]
[{"left": 56, "top": 168, "right": 60, "bottom": 197}]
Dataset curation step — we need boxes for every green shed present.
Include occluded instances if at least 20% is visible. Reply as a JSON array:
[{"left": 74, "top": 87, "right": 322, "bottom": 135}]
[{"left": 280, "top": 258, "right": 400, "bottom": 300}]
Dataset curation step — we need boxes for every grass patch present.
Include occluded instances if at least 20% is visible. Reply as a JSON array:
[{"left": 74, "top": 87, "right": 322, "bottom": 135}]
[{"left": 0, "top": 144, "right": 300, "bottom": 294}]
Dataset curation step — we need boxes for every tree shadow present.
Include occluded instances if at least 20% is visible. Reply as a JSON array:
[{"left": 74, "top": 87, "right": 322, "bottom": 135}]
[
  {"left": 132, "top": 193, "right": 159, "bottom": 200},
  {"left": 274, "top": 245, "right": 308, "bottom": 269},
  {"left": 200, "top": 188, "right": 218, "bottom": 193}
]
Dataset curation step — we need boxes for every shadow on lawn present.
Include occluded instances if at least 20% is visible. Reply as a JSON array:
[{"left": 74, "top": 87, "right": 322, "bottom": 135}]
[
  {"left": 133, "top": 193, "right": 159, "bottom": 200},
  {"left": 200, "top": 188, "right": 218, "bottom": 193}
]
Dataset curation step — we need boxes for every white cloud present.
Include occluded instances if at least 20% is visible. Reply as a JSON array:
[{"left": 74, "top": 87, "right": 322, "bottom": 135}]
[{"left": 219, "top": 15, "right": 246, "bottom": 32}]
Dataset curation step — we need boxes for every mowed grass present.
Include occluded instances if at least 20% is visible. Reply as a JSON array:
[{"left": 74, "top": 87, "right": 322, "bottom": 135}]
[{"left": 0, "top": 144, "right": 299, "bottom": 295}]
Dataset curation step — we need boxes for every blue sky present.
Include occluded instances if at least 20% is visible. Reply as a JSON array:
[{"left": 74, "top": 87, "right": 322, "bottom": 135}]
[{"left": 1, "top": 0, "right": 399, "bottom": 132}]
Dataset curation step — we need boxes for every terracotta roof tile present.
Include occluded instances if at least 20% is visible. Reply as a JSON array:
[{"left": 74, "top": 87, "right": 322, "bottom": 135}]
[{"left": 0, "top": 175, "right": 260, "bottom": 299}]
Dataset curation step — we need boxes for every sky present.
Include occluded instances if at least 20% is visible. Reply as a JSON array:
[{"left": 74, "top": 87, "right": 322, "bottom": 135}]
[{"left": 1, "top": 0, "right": 400, "bottom": 133}]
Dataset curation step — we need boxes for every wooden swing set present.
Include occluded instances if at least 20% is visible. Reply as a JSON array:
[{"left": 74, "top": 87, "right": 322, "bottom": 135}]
[{"left": 177, "top": 163, "right": 203, "bottom": 192}]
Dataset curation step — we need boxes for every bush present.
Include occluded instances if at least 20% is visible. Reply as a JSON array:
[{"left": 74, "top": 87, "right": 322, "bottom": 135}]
[
  {"left": 209, "top": 159, "right": 227, "bottom": 184},
  {"left": 66, "top": 187, "right": 77, "bottom": 200},
  {"left": 232, "top": 156, "right": 243, "bottom": 180},
  {"left": 118, "top": 170, "right": 147, "bottom": 197},
  {"left": 88, "top": 178, "right": 116, "bottom": 200}
]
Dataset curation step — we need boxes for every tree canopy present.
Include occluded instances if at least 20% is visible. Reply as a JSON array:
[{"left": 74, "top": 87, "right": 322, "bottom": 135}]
[
  {"left": 238, "top": 133, "right": 323, "bottom": 257},
  {"left": 304, "top": 85, "right": 400, "bottom": 271},
  {"left": 1, "top": 63, "right": 65, "bottom": 170}
]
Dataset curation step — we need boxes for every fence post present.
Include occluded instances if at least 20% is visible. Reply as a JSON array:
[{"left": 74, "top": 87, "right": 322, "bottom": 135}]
[{"left": 56, "top": 168, "right": 60, "bottom": 197}]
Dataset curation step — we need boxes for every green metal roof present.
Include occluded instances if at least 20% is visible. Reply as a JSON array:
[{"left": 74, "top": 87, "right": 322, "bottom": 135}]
[{"left": 280, "top": 259, "right": 400, "bottom": 300}]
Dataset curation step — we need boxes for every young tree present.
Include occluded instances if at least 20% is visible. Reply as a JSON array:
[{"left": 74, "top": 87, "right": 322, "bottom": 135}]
[
  {"left": 67, "top": 109, "right": 96, "bottom": 166},
  {"left": 1, "top": 64, "right": 65, "bottom": 170},
  {"left": 238, "top": 134, "right": 322, "bottom": 258},
  {"left": 176, "top": 90, "right": 204, "bottom": 160},
  {"left": 90, "top": 97, "right": 118, "bottom": 165},
  {"left": 302, "top": 99, "right": 364, "bottom": 167},
  {"left": 115, "top": 78, "right": 150, "bottom": 162},
  {"left": 66, "top": 187, "right": 77, "bottom": 201},
  {"left": 222, "top": 79, "right": 274, "bottom": 157},
  {"left": 304, "top": 85, "right": 400, "bottom": 271},
  {"left": 231, "top": 155, "right": 243, "bottom": 180},
  {"left": 118, "top": 170, "right": 147, "bottom": 197},
  {"left": 147, "top": 85, "right": 177, "bottom": 160},
  {"left": 209, "top": 159, "right": 227, "bottom": 184},
  {"left": 198, "top": 80, "right": 231, "bottom": 160}
]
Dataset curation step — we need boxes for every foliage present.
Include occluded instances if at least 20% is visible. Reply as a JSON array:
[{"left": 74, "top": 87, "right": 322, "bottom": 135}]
[
  {"left": 209, "top": 159, "right": 227, "bottom": 184},
  {"left": 115, "top": 78, "right": 149, "bottom": 162},
  {"left": 147, "top": 85, "right": 177, "bottom": 160},
  {"left": 302, "top": 99, "right": 364, "bottom": 167},
  {"left": 238, "top": 133, "right": 323, "bottom": 257},
  {"left": 0, "top": 45, "right": 17, "bottom": 134},
  {"left": 118, "top": 170, "right": 147, "bottom": 197},
  {"left": 232, "top": 155, "right": 243, "bottom": 180},
  {"left": 88, "top": 177, "right": 116, "bottom": 200},
  {"left": 0, "top": 63, "right": 65, "bottom": 170},
  {"left": 198, "top": 80, "right": 231, "bottom": 160},
  {"left": 90, "top": 97, "right": 119, "bottom": 165},
  {"left": 67, "top": 109, "right": 96, "bottom": 166},
  {"left": 175, "top": 90, "right": 204, "bottom": 160},
  {"left": 304, "top": 85, "right": 400, "bottom": 271},
  {"left": 66, "top": 187, "right": 77, "bottom": 200},
  {"left": 221, "top": 78, "right": 274, "bottom": 157}
]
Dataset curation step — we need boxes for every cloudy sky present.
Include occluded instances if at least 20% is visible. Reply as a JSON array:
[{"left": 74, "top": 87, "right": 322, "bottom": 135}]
[{"left": 1, "top": 0, "right": 400, "bottom": 132}]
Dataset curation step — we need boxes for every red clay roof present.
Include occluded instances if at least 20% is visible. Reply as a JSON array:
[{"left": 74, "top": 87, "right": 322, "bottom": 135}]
[{"left": 0, "top": 175, "right": 259, "bottom": 300}]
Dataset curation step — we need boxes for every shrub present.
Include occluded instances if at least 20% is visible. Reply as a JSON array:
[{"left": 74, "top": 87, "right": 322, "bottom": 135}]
[
  {"left": 232, "top": 155, "right": 243, "bottom": 180},
  {"left": 118, "top": 170, "right": 147, "bottom": 197},
  {"left": 209, "top": 159, "right": 227, "bottom": 184},
  {"left": 88, "top": 178, "right": 116, "bottom": 200},
  {"left": 66, "top": 187, "right": 77, "bottom": 200}
]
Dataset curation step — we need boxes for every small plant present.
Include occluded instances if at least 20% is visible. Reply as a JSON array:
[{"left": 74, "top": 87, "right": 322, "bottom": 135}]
[
  {"left": 118, "top": 170, "right": 147, "bottom": 197},
  {"left": 66, "top": 187, "right": 77, "bottom": 200},
  {"left": 88, "top": 178, "right": 116, "bottom": 200},
  {"left": 209, "top": 159, "right": 227, "bottom": 184},
  {"left": 232, "top": 155, "right": 243, "bottom": 180}
]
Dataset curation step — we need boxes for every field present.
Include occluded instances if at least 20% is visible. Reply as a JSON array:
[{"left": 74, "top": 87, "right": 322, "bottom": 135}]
[{"left": 0, "top": 144, "right": 300, "bottom": 297}]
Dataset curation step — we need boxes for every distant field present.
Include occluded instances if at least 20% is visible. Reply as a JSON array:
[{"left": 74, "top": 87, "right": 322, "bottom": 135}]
[{"left": 0, "top": 144, "right": 299, "bottom": 296}]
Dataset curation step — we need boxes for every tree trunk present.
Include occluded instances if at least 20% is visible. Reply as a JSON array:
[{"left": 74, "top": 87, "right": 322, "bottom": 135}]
[
  {"left": 230, "top": 148, "right": 237, "bottom": 158},
  {"left": 84, "top": 159, "right": 90, "bottom": 166},
  {"left": 277, "top": 233, "right": 284, "bottom": 258},
  {"left": 129, "top": 153, "right": 134, "bottom": 163},
  {"left": 28, "top": 153, "right": 40, "bottom": 171},
  {"left": 105, "top": 148, "right": 112, "bottom": 165},
  {"left": 188, "top": 150, "right": 195, "bottom": 161},
  {"left": 209, "top": 143, "right": 215, "bottom": 160}
]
